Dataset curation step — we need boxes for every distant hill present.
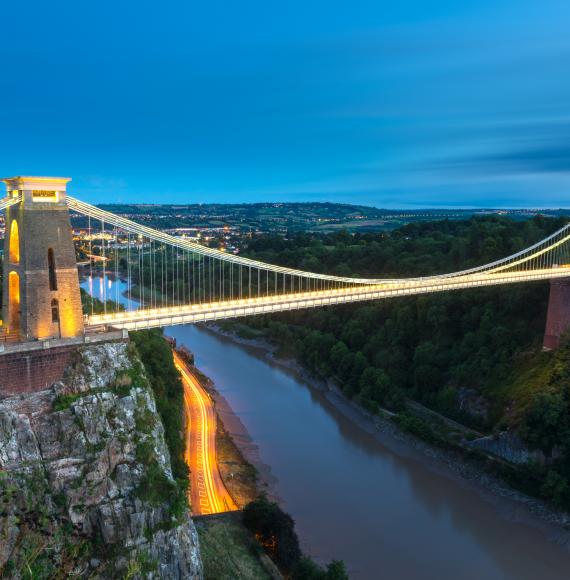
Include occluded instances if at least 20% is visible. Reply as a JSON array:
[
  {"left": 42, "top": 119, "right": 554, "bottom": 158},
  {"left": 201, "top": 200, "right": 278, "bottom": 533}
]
[{"left": 71, "top": 201, "right": 570, "bottom": 233}]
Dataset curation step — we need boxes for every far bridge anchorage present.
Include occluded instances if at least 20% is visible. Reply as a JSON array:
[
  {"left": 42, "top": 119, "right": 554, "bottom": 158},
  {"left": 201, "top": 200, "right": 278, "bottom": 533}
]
[{"left": 1, "top": 175, "right": 570, "bottom": 392}]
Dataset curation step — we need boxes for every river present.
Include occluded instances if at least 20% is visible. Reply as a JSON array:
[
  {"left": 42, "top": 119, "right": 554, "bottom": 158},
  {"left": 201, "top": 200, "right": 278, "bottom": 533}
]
[{"left": 83, "top": 275, "right": 570, "bottom": 579}]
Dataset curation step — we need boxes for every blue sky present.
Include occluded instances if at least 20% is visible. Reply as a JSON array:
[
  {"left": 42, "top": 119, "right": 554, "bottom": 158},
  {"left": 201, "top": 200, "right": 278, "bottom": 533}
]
[{"left": 1, "top": 1, "right": 569, "bottom": 208}]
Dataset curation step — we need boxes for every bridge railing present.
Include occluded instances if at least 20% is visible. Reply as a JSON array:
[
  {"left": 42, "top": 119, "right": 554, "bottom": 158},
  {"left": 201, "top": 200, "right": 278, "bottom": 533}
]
[{"left": 0, "top": 194, "right": 21, "bottom": 212}]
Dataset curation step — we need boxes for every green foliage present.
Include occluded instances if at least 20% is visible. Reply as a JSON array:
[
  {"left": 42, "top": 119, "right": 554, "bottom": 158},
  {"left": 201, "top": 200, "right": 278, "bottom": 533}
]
[
  {"left": 128, "top": 330, "right": 190, "bottom": 526},
  {"left": 0, "top": 469, "right": 94, "bottom": 577},
  {"left": 134, "top": 395, "right": 158, "bottom": 434},
  {"left": 237, "top": 216, "right": 570, "bottom": 511},
  {"left": 520, "top": 390, "right": 569, "bottom": 456},
  {"left": 512, "top": 336, "right": 570, "bottom": 509},
  {"left": 135, "top": 461, "right": 187, "bottom": 522},
  {"left": 130, "top": 329, "right": 188, "bottom": 483},
  {"left": 292, "top": 557, "right": 349, "bottom": 580},
  {"left": 80, "top": 287, "right": 123, "bottom": 315},
  {"left": 243, "top": 496, "right": 347, "bottom": 576},
  {"left": 135, "top": 462, "right": 174, "bottom": 506},
  {"left": 240, "top": 216, "right": 563, "bottom": 426},
  {"left": 0, "top": 471, "right": 18, "bottom": 507},
  {"left": 541, "top": 469, "right": 570, "bottom": 508},
  {"left": 52, "top": 392, "right": 83, "bottom": 412},
  {"left": 246, "top": 215, "right": 566, "bottom": 278},
  {"left": 393, "top": 413, "right": 451, "bottom": 448},
  {"left": 135, "top": 440, "right": 155, "bottom": 465},
  {"left": 196, "top": 519, "right": 273, "bottom": 580},
  {"left": 243, "top": 495, "right": 301, "bottom": 573},
  {"left": 124, "top": 551, "right": 158, "bottom": 579},
  {"left": 53, "top": 381, "right": 133, "bottom": 414},
  {"left": 11, "top": 534, "right": 57, "bottom": 579}
]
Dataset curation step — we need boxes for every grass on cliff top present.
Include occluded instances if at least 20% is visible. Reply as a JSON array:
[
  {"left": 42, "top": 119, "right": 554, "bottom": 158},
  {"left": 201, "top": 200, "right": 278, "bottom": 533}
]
[{"left": 195, "top": 517, "right": 272, "bottom": 580}]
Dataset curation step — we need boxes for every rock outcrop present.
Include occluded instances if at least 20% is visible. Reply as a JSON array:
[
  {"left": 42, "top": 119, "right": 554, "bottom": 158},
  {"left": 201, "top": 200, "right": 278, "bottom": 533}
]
[
  {"left": 0, "top": 341, "right": 202, "bottom": 578},
  {"left": 467, "top": 431, "right": 546, "bottom": 465}
]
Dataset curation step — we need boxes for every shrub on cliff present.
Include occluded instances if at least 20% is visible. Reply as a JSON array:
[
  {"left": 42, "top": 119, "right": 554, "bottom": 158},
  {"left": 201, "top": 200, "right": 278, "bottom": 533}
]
[{"left": 130, "top": 329, "right": 188, "bottom": 484}]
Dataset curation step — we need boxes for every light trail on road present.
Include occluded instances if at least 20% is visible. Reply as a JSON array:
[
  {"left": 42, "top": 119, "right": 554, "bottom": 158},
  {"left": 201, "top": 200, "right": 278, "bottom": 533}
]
[{"left": 174, "top": 351, "right": 237, "bottom": 515}]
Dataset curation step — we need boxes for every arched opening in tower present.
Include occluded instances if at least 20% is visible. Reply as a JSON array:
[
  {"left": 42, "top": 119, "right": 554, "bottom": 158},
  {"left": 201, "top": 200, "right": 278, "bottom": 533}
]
[
  {"left": 48, "top": 248, "right": 58, "bottom": 291},
  {"left": 8, "top": 271, "right": 20, "bottom": 334},
  {"left": 9, "top": 220, "right": 19, "bottom": 264},
  {"left": 51, "top": 298, "right": 61, "bottom": 338}
]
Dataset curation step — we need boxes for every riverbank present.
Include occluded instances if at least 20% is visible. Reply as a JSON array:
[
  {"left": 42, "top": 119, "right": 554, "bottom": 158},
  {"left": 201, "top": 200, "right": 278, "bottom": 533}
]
[
  {"left": 204, "top": 322, "right": 570, "bottom": 545},
  {"left": 182, "top": 357, "right": 276, "bottom": 506}
]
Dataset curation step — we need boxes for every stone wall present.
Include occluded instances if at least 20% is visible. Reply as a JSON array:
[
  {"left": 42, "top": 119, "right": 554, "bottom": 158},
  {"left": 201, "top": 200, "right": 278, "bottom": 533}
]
[
  {"left": 544, "top": 278, "right": 570, "bottom": 350},
  {"left": 0, "top": 345, "right": 77, "bottom": 397}
]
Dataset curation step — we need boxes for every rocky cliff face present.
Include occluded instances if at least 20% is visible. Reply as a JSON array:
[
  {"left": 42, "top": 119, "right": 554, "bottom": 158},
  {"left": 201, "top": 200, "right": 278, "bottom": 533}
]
[
  {"left": 0, "top": 341, "right": 202, "bottom": 578},
  {"left": 467, "top": 431, "right": 546, "bottom": 465}
]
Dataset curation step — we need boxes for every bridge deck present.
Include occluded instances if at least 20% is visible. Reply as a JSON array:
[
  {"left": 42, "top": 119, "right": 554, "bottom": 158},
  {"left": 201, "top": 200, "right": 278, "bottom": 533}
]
[{"left": 86, "top": 267, "right": 569, "bottom": 331}]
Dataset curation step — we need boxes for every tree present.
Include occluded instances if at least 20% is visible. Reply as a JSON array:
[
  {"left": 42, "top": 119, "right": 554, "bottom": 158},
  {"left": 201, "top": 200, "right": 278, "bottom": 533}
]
[
  {"left": 292, "top": 557, "right": 349, "bottom": 580},
  {"left": 243, "top": 495, "right": 301, "bottom": 572},
  {"left": 359, "top": 367, "right": 392, "bottom": 409},
  {"left": 520, "top": 391, "right": 566, "bottom": 457},
  {"left": 330, "top": 341, "right": 352, "bottom": 379},
  {"left": 413, "top": 341, "right": 443, "bottom": 393},
  {"left": 325, "top": 560, "right": 349, "bottom": 579},
  {"left": 350, "top": 351, "right": 368, "bottom": 385},
  {"left": 541, "top": 470, "right": 570, "bottom": 508}
]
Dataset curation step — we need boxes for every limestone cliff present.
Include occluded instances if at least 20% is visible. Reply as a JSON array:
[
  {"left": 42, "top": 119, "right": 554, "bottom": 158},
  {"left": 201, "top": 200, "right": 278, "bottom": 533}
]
[
  {"left": 467, "top": 431, "right": 547, "bottom": 465},
  {"left": 0, "top": 341, "right": 203, "bottom": 578}
]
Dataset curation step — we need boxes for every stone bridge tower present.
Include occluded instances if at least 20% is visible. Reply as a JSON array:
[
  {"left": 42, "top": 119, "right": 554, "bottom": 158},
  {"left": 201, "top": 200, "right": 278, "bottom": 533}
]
[
  {"left": 543, "top": 279, "right": 570, "bottom": 350},
  {"left": 2, "top": 176, "right": 84, "bottom": 341}
]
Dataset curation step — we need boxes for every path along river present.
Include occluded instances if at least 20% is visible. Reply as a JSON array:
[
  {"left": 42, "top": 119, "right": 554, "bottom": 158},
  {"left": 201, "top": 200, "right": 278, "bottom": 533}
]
[{"left": 83, "top": 275, "right": 570, "bottom": 579}]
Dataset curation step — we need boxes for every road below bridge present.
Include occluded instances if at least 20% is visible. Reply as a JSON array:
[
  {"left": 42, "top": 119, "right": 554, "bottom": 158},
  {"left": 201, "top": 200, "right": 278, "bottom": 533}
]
[{"left": 174, "top": 351, "right": 237, "bottom": 515}]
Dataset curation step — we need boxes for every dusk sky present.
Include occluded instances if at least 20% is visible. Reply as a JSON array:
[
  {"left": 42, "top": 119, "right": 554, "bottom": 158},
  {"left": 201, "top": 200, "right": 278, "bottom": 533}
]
[{"left": 2, "top": 1, "right": 570, "bottom": 208}]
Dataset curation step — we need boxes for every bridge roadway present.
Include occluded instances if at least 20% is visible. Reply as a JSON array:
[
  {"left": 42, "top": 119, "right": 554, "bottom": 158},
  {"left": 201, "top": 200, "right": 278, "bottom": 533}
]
[{"left": 86, "top": 266, "right": 570, "bottom": 331}]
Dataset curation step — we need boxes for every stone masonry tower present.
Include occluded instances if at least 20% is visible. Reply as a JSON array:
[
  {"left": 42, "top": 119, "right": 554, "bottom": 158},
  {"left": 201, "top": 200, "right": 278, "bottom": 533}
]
[
  {"left": 2, "top": 176, "right": 84, "bottom": 341},
  {"left": 543, "top": 279, "right": 570, "bottom": 350}
]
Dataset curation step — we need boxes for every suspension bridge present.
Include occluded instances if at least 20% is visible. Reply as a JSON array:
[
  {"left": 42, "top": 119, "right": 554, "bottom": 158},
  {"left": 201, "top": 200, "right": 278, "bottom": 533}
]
[{"left": 2, "top": 176, "right": 570, "bottom": 349}]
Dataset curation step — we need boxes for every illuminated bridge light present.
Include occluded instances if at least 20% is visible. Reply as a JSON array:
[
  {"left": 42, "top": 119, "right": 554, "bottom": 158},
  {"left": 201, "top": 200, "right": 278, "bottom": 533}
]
[{"left": 2, "top": 186, "right": 570, "bottom": 338}]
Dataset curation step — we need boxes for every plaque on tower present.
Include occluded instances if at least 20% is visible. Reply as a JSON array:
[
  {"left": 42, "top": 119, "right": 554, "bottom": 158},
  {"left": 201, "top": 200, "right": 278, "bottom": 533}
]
[{"left": 32, "top": 190, "right": 58, "bottom": 201}]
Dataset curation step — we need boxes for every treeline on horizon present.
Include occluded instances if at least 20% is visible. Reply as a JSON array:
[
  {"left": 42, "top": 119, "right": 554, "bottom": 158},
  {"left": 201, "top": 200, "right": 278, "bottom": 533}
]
[
  {"left": 234, "top": 214, "right": 570, "bottom": 509},
  {"left": 247, "top": 214, "right": 568, "bottom": 278}
]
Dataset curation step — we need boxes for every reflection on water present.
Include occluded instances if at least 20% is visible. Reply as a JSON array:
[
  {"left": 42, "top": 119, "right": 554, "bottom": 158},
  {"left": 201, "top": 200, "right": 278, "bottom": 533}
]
[
  {"left": 85, "top": 276, "right": 570, "bottom": 579},
  {"left": 80, "top": 274, "right": 140, "bottom": 311}
]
